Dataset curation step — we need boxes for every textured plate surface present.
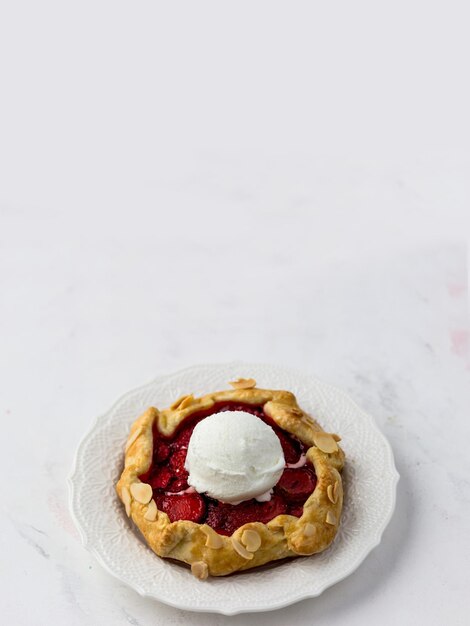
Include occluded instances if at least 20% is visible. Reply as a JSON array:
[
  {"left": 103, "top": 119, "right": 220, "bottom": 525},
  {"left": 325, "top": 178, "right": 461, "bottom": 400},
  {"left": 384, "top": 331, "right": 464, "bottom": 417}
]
[{"left": 69, "top": 363, "right": 399, "bottom": 615}]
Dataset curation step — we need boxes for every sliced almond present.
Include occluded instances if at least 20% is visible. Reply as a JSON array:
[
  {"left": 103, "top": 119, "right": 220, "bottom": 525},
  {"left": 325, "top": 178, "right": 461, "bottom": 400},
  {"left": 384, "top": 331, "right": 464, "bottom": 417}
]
[
  {"left": 312, "top": 431, "right": 338, "bottom": 454},
  {"left": 170, "top": 394, "right": 193, "bottom": 410},
  {"left": 191, "top": 561, "right": 209, "bottom": 580},
  {"left": 179, "top": 394, "right": 195, "bottom": 410},
  {"left": 231, "top": 537, "right": 254, "bottom": 560},
  {"left": 229, "top": 378, "right": 256, "bottom": 390},
  {"left": 327, "top": 483, "right": 338, "bottom": 504},
  {"left": 241, "top": 529, "right": 261, "bottom": 552},
  {"left": 333, "top": 480, "right": 340, "bottom": 502},
  {"left": 326, "top": 510, "right": 337, "bottom": 526},
  {"left": 205, "top": 534, "right": 224, "bottom": 549},
  {"left": 143, "top": 499, "right": 157, "bottom": 521},
  {"left": 304, "top": 522, "right": 316, "bottom": 537},
  {"left": 200, "top": 526, "right": 223, "bottom": 549},
  {"left": 121, "top": 486, "right": 131, "bottom": 517},
  {"left": 125, "top": 427, "right": 142, "bottom": 453},
  {"left": 332, "top": 434, "right": 342, "bottom": 442},
  {"left": 290, "top": 407, "right": 304, "bottom": 417},
  {"left": 130, "top": 482, "right": 153, "bottom": 504}
]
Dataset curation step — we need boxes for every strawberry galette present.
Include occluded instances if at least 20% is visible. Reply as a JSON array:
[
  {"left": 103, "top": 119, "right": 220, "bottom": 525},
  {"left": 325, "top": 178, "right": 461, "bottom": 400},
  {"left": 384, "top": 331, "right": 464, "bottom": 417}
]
[{"left": 116, "top": 378, "right": 344, "bottom": 579}]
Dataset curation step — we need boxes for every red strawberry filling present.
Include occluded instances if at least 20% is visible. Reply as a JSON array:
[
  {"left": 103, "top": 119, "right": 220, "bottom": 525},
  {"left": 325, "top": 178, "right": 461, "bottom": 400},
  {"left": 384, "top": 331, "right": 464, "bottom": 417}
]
[
  {"left": 205, "top": 494, "right": 287, "bottom": 535},
  {"left": 276, "top": 467, "right": 317, "bottom": 502},
  {"left": 167, "top": 477, "right": 189, "bottom": 493},
  {"left": 157, "top": 493, "right": 206, "bottom": 523},
  {"left": 139, "top": 401, "right": 317, "bottom": 532},
  {"left": 148, "top": 466, "right": 173, "bottom": 490},
  {"left": 169, "top": 449, "right": 188, "bottom": 476},
  {"left": 154, "top": 441, "right": 170, "bottom": 463}
]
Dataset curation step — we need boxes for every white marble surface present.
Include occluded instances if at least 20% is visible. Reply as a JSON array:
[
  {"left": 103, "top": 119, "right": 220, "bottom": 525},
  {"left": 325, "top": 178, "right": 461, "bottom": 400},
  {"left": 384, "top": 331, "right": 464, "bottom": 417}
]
[{"left": 1, "top": 2, "right": 470, "bottom": 624}]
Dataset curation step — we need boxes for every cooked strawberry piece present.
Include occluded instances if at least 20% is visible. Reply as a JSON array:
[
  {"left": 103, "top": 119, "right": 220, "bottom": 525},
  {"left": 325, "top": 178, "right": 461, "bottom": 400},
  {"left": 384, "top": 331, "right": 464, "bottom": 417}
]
[
  {"left": 172, "top": 422, "right": 198, "bottom": 448},
  {"left": 276, "top": 468, "right": 316, "bottom": 502},
  {"left": 149, "top": 466, "right": 173, "bottom": 490},
  {"left": 169, "top": 449, "right": 188, "bottom": 476},
  {"left": 275, "top": 429, "right": 302, "bottom": 464},
  {"left": 205, "top": 495, "right": 287, "bottom": 535},
  {"left": 205, "top": 501, "right": 230, "bottom": 534},
  {"left": 158, "top": 493, "right": 206, "bottom": 523},
  {"left": 255, "top": 494, "right": 287, "bottom": 523},
  {"left": 154, "top": 441, "right": 170, "bottom": 463},
  {"left": 225, "top": 497, "right": 286, "bottom": 534},
  {"left": 166, "top": 477, "right": 189, "bottom": 493}
]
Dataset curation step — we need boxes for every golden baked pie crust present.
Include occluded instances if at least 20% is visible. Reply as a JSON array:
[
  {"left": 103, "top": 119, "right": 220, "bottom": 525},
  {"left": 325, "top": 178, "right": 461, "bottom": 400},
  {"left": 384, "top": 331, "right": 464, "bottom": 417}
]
[{"left": 116, "top": 383, "right": 345, "bottom": 578}]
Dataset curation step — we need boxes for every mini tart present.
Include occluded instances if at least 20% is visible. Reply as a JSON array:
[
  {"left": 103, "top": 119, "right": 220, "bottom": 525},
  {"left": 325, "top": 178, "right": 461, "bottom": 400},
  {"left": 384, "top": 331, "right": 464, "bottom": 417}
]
[{"left": 116, "top": 379, "right": 345, "bottom": 578}]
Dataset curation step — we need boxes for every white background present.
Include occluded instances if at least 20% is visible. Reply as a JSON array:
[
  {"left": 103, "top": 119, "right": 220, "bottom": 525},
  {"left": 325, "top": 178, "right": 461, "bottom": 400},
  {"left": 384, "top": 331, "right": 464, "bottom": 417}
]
[{"left": 1, "top": 1, "right": 469, "bottom": 625}]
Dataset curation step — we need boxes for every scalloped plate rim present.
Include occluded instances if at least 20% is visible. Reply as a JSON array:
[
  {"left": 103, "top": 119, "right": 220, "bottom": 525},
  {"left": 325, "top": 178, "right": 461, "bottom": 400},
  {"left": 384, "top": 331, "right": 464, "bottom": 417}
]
[{"left": 68, "top": 361, "right": 399, "bottom": 615}]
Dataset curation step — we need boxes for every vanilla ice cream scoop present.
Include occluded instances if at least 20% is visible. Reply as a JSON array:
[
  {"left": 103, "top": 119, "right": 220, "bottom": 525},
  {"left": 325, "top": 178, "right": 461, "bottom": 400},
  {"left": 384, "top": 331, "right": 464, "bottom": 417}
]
[{"left": 185, "top": 411, "right": 285, "bottom": 504}]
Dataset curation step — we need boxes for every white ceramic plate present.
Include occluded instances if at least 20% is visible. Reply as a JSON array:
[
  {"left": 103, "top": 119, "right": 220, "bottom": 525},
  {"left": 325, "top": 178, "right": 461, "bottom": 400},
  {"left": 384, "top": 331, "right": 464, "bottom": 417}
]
[{"left": 69, "top": 362, "right": 399, "bottom": 615}]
